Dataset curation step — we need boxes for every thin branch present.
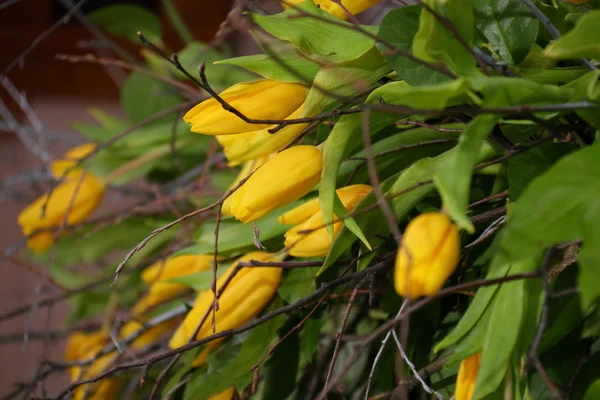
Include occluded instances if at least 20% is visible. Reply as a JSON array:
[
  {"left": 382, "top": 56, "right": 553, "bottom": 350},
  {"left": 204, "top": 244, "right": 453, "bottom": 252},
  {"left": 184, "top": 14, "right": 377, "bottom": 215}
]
[{"left": 520, "top": 0, "right": 596, "bottom": 71}]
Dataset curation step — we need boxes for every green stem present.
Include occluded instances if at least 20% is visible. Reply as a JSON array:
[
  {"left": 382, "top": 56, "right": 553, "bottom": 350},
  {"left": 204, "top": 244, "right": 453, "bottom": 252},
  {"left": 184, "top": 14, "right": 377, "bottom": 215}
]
[{"left": 161, "top": 0, "right": 194, "bottom": 45}]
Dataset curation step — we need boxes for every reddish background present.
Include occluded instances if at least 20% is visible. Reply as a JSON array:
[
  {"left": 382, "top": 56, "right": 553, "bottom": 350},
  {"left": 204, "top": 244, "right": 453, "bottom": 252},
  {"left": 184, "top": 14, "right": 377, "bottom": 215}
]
[{"left": 0, "top": 0, "right": 231, "bottom": 396}]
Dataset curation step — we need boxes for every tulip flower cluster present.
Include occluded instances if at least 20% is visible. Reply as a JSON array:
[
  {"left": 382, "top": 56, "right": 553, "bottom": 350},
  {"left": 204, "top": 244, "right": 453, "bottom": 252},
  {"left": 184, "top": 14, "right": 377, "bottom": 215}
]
[
  {"left": 65, "top": 331, "right": 118, "bottom": 400},
  {"left": 394, "top": 212, "right": 461, "bottom": 299},
  {"left": 282, "top": 0, "right": 380, "bottom": 20},
  {"left": 169, "top": 252, "right": 282, "bottom": 366},
  {"left": 17, "top": 143, "right": 105, "bottom": 254},
  {"left": 133, "top": 254, "right": 215, "bottom": 315},
  {"left": 279, "top": 184, "right": 372, "bottom": 257},
  {"left": 455, "top": 353, "right": 481, "bottom": 400}
]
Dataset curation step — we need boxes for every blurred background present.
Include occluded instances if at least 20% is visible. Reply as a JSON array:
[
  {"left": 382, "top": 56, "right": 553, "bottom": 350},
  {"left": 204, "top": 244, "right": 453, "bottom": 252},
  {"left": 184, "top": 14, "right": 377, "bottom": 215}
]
[
  {"left": 0, "top": 0, "right": 393, "bottom": 396},
  {"left": 0, "top": 0, "right": 234, "bottom": 395}
]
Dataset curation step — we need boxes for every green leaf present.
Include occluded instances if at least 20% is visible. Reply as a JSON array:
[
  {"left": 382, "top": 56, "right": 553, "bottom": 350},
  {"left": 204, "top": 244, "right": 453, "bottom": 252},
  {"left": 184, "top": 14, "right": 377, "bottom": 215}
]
[
  {"left": 162, "top": 347, "right": 202, "bottom": 395},
  {"left": 321, "top": 142, "right": 499, "bottom": 274},
  {"left": 250, "top": 1, "right": 377, "bottom": 63},
  {"left": 319, "top": 79, "right": 472, "bottom": 234},
  {"left": 435, "top": 76, "right": 572, "bottom": 232},
  {"left": 278, "top": 267, "right": 319, "bottom": 304},
  {"left": 262, "top": 331, "right": 300, "bottom": 400},
  {"left": 300, "top": 314, "right": 327, "bottom": 362},
  {"left": 435, "top": 255, "right": 514, "bottom": 352},
  {"left": 333, "top": 193, "right": 371, "bottom": 249},
  {"left": 447, "top": 301, "right": 493, "bottom": 364},
  {"left": 473, "top": 0, "right": 539, "bottom": 65},
  {"left": 412, "top": 0, "right": 480, "bottom": 77},
  {"left": 377, "top": 5, "right": 449, "bottom": 85},
  {"left": 216, "top": 53, "right": 321, "bottom": 83},
  {"left": 584, "top": 380, "right": 600, "bottom": 400},
  {"left": 497, "top": 143, "right": 600, "bottom": 310},
  {"left": 183, "top": 299, "right": 286, "bottom": 399},
  {"left": 161, "top": 0, "right": 193, "bottom": 44},
  {"left": 508, "top": 143, "right": 577, "bottom": 201},
  {"left": 167, "top": 267, "right": 227, "bottom": 292},
  {"left": 89, "top": 4, "right": 162, "bottom": 44},
  {"left": 176, "top": 42, "right": 253, "bottom": 89},
  {"left": 474, "top": 278, "right": 526, "bottom": 398},
  {"left": 544, "top": 10, "right": 600, "bottom": 61},
  {"left": 120, "top": 72, "right": 181, "bottom": 123},
  {"left": 302, "top": 46, "right": 389, "bottom": 117},
  {"left": 435, "top": 114, "right": 500, "bottom": 232},
  {"left": 177, "top": 201, "right": 302, "bottom": 256}
]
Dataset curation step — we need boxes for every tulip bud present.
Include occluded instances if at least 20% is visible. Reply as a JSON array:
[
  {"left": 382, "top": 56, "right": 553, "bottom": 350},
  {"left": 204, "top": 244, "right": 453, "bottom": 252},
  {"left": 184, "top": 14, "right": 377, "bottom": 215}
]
[
  {"left": 133, "top": 254, "right": 214, "bottom": 315},
  {"left": 282, "top": 0, "right": 380, "bottom": 20},
  {"left": 455, "top": 353, "right": 481, "bottom": 400},
  {"left": 209, "top": 387, "right": 236, "bottom": 400},
  {"left": 279, "top": 184, "right": 371, "bottom": 257},
  {"left": 51, "top": 143, "right": 97, "bottom": 179},
  {"left": 119, "top": 318, "right": 179, "bottom": 350},
  {"left": 17, "top": 172, "right": 106, "bottom": 254},
  {"left": 221, "top": 155, "right": 272, "bottom": 216},
  {"left": 184, "top": 80, "right": 307, "bottom": 135},
  {"left": 169, "top": 252, "right": 282, "bottom": 366},
  {"left": 394, "top": 212, "right": 460, "bottom": 299},
  {"left": 216, "top": 105, "right": 309, "bottom": 166},
  {"left": 65, "top": 331, "right": 118, "bottom": 400},
  {"left": 229, "top": 146, "right": 323, "bottom": 223}
]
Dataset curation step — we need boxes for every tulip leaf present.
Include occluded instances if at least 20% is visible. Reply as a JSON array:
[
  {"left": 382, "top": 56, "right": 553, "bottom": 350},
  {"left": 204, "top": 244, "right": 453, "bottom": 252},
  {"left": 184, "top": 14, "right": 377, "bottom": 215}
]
[
  {"left": 474, "top": 254, "right": 542, "bottom": 398},
  {"left": 89, "top": 4, "right": 162, "bottom": 44},
  {"left": 166, "top": 267, "right": 228, "bottom": 292},
  {"left": 434, "top": 76, "right": 572, "bottom": 232},
  {"left": 507, "top": 143, "right": 578, "bottom": 201},
  {"left": 302, "top": 45, "right": 389, "bottom": 118},
  {"left": 377, "top": 5, "right": 449, "bottom": 86},
  {"left": 175, "top": 42, "right": 254, "bottom": 89},
  {"left": 261, "top": 331, "right": 299, "bottom": 400},
  {"left": 474, "top": 277, "right": 528, "bottom": 398},
  {"left": 300, "top": 314, "right": 327, "bottom": 363},
  {"left": 543, "top": 10, "right": 600, "bottom": 61},
  {"left": 278, "top": 267, "right": 319, "bottom": 304},
  {"left": 250, "top": 1, "right": 377, "bottom": 63},
  {"left": 412, "top": 0, "right": 480, "bottom": 78},
  {"left": 434, "top": 256, "right": 512, "bottom": 352},
  {"left": 333, "top": 193, "right": 371, "bottom": 250},
  {"left": 320, "top": 79, "right": 471, "bottom": 238},
  {"left": 216, "top": 53, "right": 321, "bottom": 83},
  {"left": 498, "top": 143, "right": 600, "bottom": 310},
  {"left": 177, "top": 201, "right": 302, "bottom": 257},
  {"left": 434, "top": 114, "right": 500, "bottom": 232},
  {"left": 584, "top": 380, "right": 600, "bottom": 400},
  {"left": 120, "top": 72, "right": 181, "bottom": 124},
  {"left": 473, "top": 0, "right": 538, "bottom": 66},
  {"left": 184, "top": 299, "right": 286, "bottom": 399}
]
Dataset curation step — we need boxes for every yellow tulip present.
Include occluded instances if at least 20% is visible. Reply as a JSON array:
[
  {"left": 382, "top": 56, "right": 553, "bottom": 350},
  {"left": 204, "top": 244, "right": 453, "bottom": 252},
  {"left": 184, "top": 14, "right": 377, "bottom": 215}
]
[
  {"left": 209, "top": 387, "right": 236, "bottom": 400},
  {"left": 119, "top": 318, "right": 179, "bottom": 350},
  {"left": 222, "top": 155, "right": 272, "bottom": 216},
  {"left": 184, "top": 80, "right": 307, "bottom": 135},
  {"left": 394, "top": 212, "right": 461, "bottom": 299},
  {"left": 216, "top": 104, "right": 309, "bottom": 166},
  {"left": 455, "top": 353, "right": 481, "bottom": 400},
  {"left": 133, "top": 254, "right": 214, "bottom": 314},
  {"left": 280, "top": 184, "right": 371, "bottom": 257},
  {"left": 283, "top": 0, "right": 380, "bottom": 20},
  {"left": 17, "top": 172, "right": 106, "bottom": 254},
  {"left": 65, "top": 331, "right": 118, "bottom": 400},
  {"left": 51, "top": 143, "right": 97, "bottom": 179},
  {"left": 229, "top": 145, "right": 323, "bottom": 223},
  {"left": 169, "top": 252, "right": 282, "bottom": 366}
]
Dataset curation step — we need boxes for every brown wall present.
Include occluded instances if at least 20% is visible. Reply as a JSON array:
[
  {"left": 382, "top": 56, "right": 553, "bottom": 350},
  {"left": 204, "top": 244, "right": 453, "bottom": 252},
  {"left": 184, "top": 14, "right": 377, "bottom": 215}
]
[{"left": 0, "top": 0, "right": 231, "bottom": 396}]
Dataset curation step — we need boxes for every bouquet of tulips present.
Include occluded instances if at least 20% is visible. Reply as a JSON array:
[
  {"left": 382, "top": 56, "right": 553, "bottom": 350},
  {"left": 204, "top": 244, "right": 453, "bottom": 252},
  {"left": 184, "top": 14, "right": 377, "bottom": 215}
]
[{"left": 6, "top": 0, "right": 600, "bottom": 399}]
